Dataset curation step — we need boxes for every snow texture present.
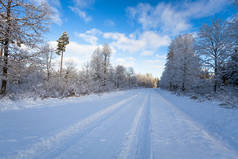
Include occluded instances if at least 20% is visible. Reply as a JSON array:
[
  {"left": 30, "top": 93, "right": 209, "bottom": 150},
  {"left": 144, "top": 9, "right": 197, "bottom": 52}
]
[{"left": 0, "top": 88, "right": 237, "bottom": 159}]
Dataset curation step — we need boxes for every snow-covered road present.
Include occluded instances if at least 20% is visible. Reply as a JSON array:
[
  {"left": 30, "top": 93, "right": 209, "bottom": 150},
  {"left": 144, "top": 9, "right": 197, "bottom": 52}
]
[{"left": 0, "top": 89, "right": 237, "bottom": 159}]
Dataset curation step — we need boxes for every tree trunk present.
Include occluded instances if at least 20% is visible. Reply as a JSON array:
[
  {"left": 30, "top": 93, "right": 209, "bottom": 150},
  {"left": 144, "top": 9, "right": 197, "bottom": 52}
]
[
  {"left": 214, "top": 67, "right": 217, "bottom": 93},
  {"left": 60, "top": 51, "right": 63, "bottom": 77},
  {"left": 214, "top": 53, "right": 217, "bottom": 93},
  {"left": 129, "top": 77, "right": 131, "bottom": 88},
  {"left": 47, "top": 71, "right": 50, "bottom": 81},
  {"left": 46, "top": 51, "right": 52, "bottom": 81},
  {"left": 103, "top": 55, "right": 107, "bottom": 87},
  {"left": 0, "top": 45, "right": 3, "bottom": 57},
  {"left": 0, "top": 0, "right": 11, "bottom": 94},
  {"left": 1, "top": 41, "right": 9, "bottom": 94},
  {"left": 116, "top": 78, "right": 119, "bottom": 88},
  {"left": 214, "top": 81, "right": 217, "bottom": 92},
  {"left": 182, "top": 82, "right": 185, "bottom": 91}
]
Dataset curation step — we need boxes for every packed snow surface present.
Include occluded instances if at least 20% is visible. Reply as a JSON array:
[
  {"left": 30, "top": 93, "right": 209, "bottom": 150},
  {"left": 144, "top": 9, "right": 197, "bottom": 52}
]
[{"left": 0, "top": 88, "right": 238, "bottom": 159}]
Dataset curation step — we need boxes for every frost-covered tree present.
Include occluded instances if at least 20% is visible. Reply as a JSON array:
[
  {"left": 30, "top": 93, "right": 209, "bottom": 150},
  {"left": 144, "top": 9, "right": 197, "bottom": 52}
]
[
  {"left": 225, "top": 15, "right": 238, "bottom": 86},
  {"left": 135, "top": 74, "right": 157, "bottom": 88},
  {"left": 56, "top": 32, "right": 69, "bottom": 77},
  {"left": 115, "top": 65, "right": 126, "bottom": 88},
  {"left": 80, "top": 62, "right": 92, "bottom": 94},
  {"left": 160, "top": 40, "right": 177, "bottom": 90},
  {"left": 195, "top": 19, "right": 229, "bottom": 92},
  {"left": 90, "top": 47, "right": 104, "bottom": 92},
  {"left": 63, "top": 61, "right": 78, "bottom": 96},
  {"left": 221, "top": 50, "right": 238, "bottom": 85},
  {"left": 176, "top": 34, "right": 200, "bottom": 91},
  {"left": 160, "top": 34, "right": 200, "bottom": 91},
  {"left": 127, "top": 67, "right": 135, "bottom": 88},
  {"left": 101, "top": 43, "right": 111, "bottom": 90},
  {"left": 40, "top": 43, "right": 54, "bottom": 81},
  {"left": 0, "top": 0, "right": 50, "bottom": 94}
]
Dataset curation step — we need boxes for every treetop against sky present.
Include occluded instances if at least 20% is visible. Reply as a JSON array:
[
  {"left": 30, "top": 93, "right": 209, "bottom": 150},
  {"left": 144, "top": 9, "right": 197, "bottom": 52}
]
[{"left": 43, "top": 0, "right": 236, "bottom": 78}]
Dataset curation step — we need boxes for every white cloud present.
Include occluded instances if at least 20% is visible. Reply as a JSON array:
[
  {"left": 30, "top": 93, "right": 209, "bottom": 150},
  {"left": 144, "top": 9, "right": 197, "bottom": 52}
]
[
  {"left": 69, "top": 7, "right": 91, "bottom": 22},
  {"left": 50, "top": 0, "right": 61, "bottom": 8},
  {"left": 116, "top": 57, "right": 136, "bottom": 67},
  {"left": 183, "top": 0, "right": 230, "bottom": 18},
  {"left": 75, "top": 33, "right": 98, "bottom": 45},
  {"left": 140, "top": 31, "right": 170, "bottom": 48},
  {"left": 104, "top": 31, "right": 170, "bottom": 53},
  {"left": 145, "top": 59, "right": 164, "bottom": 65},
  {"left": 72, "top": 0, "right": 95, "bottom": 8},
  {"left": 143, "top": 55, "right": 167, "bottom": 77},
  {"left": 104, "top": 32, "right": 144, "bottom": 53},
  {"left": 85, "top": 28, "right": 102, "bottom": 35},
  {"left": 75, "top": 28, "right": 102, "bottom": 45},
  {"left": 155, "top": 54, "right": 167, "bottom": 59},
  {"left": 141, "top": 50, "right": 153, "bottom": 56},
  {"left": 127, "top": 3, "right": 189, "bottom": 34},
  {"left": 34, "top": 0, "right": 62, "bottom": 25},
  {"left": 50, "top": 6, "right": 62, "bottom": 25},
  {"left": 127, "top": 0, "right": 231, "bottom": 35},
  {"left": 70, "top": 0, "right": 95, "bottom": 22},
  {"left": 145, "top": 54, "right": 166, "bottom": 66}
]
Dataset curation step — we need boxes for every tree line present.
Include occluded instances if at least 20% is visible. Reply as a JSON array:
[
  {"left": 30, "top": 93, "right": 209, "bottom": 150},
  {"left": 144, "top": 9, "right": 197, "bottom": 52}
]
[
  {"left": 0, "top": 0, "right": 157, "bottom": 98},
  {"left": 40, "top": 42, "right": 157, "bottom": 98},
  {"left": 160, "top": 18, "right": 238, "bottom": 94}
]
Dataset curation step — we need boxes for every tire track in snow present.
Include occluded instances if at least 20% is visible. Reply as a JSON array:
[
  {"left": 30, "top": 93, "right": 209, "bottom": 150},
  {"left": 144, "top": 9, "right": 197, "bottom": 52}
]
[
  {"left": 158, "top": 94, "right": 236, "bottom": 153},
  {"left": 151, "top": 92, "right": 238, "bottom": 159},
  {"left": 117, "top": 95, "right": 148, "bottom": 159},
  {"left": 134, "top": 92, "right": 152, "bottom": 159},
  {"left": 7, "top": 94, "right": 138, "bottom": 159},
  {"left": 51, "top": 93, "right": 145, "bottom": 159}
]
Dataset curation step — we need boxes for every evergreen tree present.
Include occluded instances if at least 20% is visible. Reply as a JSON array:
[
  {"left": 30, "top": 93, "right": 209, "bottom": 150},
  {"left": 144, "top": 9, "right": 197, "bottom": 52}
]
[{"left": 56, "top": 32, "right": 69, "bottom": 77}]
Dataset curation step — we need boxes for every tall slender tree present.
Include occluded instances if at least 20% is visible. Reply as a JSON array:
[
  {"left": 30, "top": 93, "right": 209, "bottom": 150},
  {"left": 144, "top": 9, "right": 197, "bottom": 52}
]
[
  {"left": 40, "top": 43, "right": 54, "bottom": 81},
  {"left": 90, "top": 47, "right": 104, "bottom": 92},
  {"left": 102, "top": 43, "right": 111, "bottom": 88},
  {"left": 56, "top": 32, "right": 69, "bottom": 77}
]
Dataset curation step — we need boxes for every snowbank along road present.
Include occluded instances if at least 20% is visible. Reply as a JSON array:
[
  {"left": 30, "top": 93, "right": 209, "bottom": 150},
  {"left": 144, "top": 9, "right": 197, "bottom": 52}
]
[{"left": 0, "top": 89, "right": 238, "bottom": 159}]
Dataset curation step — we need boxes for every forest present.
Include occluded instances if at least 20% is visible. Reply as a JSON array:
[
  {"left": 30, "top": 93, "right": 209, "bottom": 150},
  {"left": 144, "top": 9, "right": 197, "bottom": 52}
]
[
  {"left": 160, "top": 18, "right": 238, "bottom": 105},
  {"left": 0, "top": 0, "right": 157, "bottom": 99}
]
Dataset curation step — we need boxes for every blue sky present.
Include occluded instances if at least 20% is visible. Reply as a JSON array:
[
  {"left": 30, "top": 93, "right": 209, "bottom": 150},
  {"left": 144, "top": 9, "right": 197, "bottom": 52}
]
[{"left": 42, "top": 0, "right": 236, "bottom": 78}]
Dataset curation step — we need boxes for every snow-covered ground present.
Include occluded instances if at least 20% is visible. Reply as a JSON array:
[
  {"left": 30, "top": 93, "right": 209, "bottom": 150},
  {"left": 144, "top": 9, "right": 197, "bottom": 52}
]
[
  {"left": 0, "top": 88, "right": 237, "bottom": 159},
  {"left": 0, "top": 89, "right": 135, "bottom": 112}
]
